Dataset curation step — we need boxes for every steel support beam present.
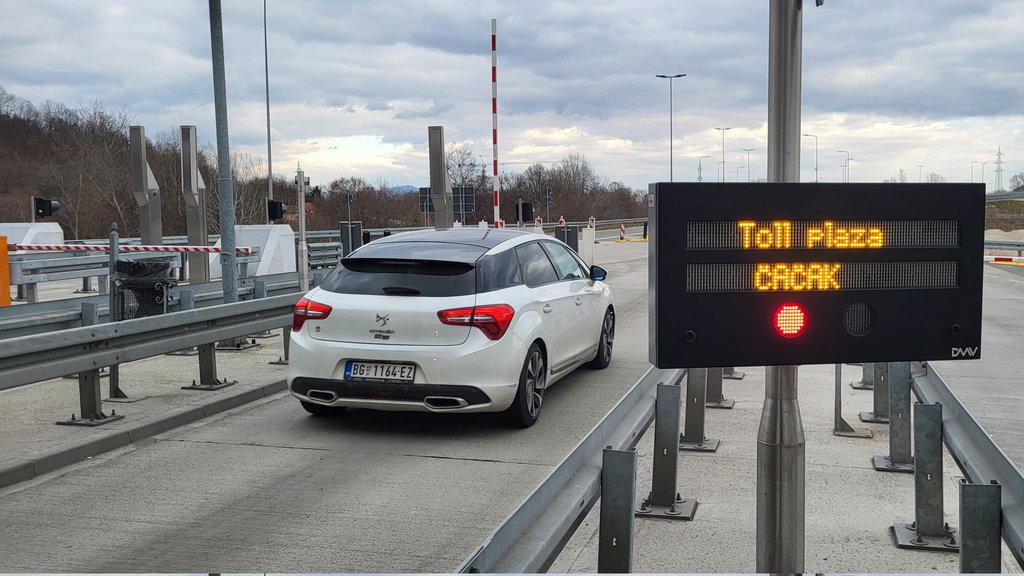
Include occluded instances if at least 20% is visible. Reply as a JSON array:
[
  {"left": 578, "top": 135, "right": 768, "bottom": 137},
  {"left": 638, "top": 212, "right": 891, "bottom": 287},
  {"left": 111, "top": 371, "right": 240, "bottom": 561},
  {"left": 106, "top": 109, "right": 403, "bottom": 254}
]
[
  {"left": 874, "top": 361, "right": 913, "bottom": 472},
  {"left": 598, "top": 447, "right": 637, "bottom": 573},
  {"left": 637, "top": 382, "right": 697, "bottom": 520},
  {"left": 680, "top": 368, "right": 720, "bottom": 452}
]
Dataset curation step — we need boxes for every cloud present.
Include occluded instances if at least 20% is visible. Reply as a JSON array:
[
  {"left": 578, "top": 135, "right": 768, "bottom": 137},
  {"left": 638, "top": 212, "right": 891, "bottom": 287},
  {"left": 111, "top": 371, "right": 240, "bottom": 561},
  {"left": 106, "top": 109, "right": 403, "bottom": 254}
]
[{"left": 1, "top": 0, "right": 1021, "bottom": 190}]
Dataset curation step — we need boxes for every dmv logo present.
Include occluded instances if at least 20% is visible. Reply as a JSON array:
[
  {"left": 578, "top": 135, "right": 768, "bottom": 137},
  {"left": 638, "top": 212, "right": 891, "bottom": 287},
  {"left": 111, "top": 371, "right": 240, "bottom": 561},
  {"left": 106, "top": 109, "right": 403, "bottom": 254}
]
[{"left": 951, "top": 346, "right": 979, "bottom": 359}]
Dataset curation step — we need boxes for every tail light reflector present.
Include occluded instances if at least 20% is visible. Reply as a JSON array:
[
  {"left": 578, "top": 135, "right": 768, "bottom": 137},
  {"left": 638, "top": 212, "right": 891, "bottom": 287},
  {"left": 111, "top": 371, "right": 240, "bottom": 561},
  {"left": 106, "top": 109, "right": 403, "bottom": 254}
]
[
  {"left": 293, "top": 297, "right": 332, "bottom": 331},
  {"left": 438, "top": 304, "right": 515, "bottom": 340}
]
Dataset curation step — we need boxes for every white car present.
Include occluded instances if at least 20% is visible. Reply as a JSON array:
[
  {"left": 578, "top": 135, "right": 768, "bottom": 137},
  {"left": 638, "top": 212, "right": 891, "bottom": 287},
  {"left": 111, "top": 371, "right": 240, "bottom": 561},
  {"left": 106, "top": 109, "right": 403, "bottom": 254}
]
[{"left": 287, "top": 228, "right": 615, "bottom": 427}]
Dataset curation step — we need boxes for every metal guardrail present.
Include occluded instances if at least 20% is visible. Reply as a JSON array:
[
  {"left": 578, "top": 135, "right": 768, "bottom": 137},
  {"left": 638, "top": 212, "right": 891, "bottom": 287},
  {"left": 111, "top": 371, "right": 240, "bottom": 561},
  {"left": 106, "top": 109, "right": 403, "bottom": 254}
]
[
  {"left": 984, "top": 240, "right": 1024, "bottom": 256},
  {"left": 913, "top": 361, "right": 1024, "bottom": 568},
  {"left": 0, "top": 292, "right": 301, "bottom": 391},
  {"left": 456, "top": 366, "right": 685, "bottom": 573},
  {"left": 0, "top": 271, "right": 302, "bottom": 340}
]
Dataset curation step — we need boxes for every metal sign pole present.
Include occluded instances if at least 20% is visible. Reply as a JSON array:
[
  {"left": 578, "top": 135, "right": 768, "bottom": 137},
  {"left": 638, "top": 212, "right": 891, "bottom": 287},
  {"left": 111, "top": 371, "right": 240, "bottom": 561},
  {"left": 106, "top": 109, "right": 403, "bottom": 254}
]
[
  {"left": 181, "top": 125, "right": 210, "bottom": 283},
  {"left": 757, "top": 1, "right": 805, "bottom": 573}
]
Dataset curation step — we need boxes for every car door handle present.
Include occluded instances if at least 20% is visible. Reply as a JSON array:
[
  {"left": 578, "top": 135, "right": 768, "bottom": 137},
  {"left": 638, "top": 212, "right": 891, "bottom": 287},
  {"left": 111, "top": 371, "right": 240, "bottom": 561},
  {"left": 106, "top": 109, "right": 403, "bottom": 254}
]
[
  {"left": 543, "top": 304, "right": 553, "bottom": 314},
  {"left": 575, "top": 297, "right": 583, "bottom": 306}
]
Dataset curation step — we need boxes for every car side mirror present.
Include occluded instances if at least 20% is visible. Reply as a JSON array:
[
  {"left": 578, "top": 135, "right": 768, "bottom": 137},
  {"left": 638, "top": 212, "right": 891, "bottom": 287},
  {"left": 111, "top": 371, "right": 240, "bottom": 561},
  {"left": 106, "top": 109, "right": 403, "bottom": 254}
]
[{"left": 590, "top": 265, "right": 607, "bottom": 281}]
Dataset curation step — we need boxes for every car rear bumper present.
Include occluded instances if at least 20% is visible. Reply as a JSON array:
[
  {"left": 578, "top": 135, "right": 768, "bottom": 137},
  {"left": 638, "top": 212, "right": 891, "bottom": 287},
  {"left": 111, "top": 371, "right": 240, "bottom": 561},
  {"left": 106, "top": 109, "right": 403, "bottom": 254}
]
[{"left": 291, "top": 377, "right": 495, "bottom": 411}]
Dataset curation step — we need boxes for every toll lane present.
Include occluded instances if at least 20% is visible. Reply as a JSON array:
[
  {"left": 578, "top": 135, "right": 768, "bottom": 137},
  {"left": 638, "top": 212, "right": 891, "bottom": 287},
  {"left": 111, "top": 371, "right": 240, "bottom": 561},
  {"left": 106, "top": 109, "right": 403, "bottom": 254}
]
[{"left": 0, "top": 243, "right": 652, "bottom": 572}]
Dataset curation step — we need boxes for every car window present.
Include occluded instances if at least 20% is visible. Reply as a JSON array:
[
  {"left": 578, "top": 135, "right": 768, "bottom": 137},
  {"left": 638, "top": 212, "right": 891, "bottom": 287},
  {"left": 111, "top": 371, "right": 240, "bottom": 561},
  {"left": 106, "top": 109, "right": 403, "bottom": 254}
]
[
  {"left": 319, "top": 258, "right": 476, "bottom": 296},
  {"left": 541, "top": 242, "right": 586, "bottom": 281},
  {"left": 515, "top": 242, "right": 559, "bottom": 287},
  {"left": 476, "top": 248, "right": 523, "bottom": 292}
]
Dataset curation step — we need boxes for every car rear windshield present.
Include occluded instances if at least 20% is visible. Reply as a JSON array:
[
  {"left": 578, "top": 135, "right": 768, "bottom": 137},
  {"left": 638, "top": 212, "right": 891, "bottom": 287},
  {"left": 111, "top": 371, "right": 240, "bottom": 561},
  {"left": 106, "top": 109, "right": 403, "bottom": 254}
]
[
  {"left": 319, "top": 245, "right": 523, "bottom": 297},
  {"left": 320, "top": 258, "right": 477, "bottom": 296}
]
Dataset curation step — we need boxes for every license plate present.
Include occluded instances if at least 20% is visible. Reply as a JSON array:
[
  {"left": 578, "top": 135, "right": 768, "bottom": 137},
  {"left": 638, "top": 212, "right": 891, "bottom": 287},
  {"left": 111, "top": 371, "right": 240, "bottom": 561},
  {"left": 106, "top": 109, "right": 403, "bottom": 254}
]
[{"left": 344, "top": 361, "right": 416, "bottom": 382}]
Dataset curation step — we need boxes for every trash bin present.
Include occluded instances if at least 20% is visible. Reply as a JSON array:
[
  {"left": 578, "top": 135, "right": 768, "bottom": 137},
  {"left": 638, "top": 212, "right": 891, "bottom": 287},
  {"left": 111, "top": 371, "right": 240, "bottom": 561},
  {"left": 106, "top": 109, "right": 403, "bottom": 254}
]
[{"left": 113, "top": 259, "right": 177, "bottom": 319}]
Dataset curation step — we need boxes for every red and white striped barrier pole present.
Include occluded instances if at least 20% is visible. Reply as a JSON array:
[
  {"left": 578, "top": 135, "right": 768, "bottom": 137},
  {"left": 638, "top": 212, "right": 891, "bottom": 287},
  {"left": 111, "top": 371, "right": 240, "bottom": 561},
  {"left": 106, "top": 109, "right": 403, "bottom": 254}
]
[
  {"left": 491, "top": 18, "right": 501, "bottom": 227},
  {"left": 11, "top": 244, "right": 256, "bottom": 255},
  {"left": 619, "top": 224, "right": 626, "bottom": 241}
]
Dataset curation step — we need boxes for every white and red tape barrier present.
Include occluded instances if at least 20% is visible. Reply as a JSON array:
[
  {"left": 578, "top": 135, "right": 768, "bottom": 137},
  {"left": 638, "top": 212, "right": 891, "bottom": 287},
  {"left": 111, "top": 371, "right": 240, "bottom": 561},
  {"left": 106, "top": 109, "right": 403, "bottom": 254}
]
[{"left": 11, "top": 244, "right": 256, "bottom": 255}]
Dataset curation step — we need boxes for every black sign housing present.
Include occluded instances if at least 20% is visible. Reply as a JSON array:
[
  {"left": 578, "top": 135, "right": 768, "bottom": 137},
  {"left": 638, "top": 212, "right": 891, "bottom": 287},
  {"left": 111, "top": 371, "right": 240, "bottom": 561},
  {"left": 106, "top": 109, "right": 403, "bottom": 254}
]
[{"left": 649, "top": 183, "right": 984, "bottom": 368}]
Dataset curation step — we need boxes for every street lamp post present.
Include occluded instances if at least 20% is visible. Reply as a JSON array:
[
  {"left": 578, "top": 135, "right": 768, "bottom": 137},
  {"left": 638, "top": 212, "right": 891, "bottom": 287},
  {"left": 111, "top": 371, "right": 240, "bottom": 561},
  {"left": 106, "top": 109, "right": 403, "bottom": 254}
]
[
  {"left": 802, "top": 134, "right": 817, "bottom": 182},
  {"left": 917, "top": 164, "right": 924, "bottom": 183},
  {"left": 743, "top": 148, "right": 755, "bottom": 182},
  {"left": 971, "top": 160, "right": 978, "bottom": 182},
  {"left": 715, "top": 127, "right": 732, "bottom": 182},
  {"left": 656, "top": 74, "right": 686, "bottom": 182},
  {"left": 982, "top": 162, "right": 988, "bottom": 189},
  {"left": 698, "top": 155, "right": 711, "bottom": 182},
  {"left": 837, "top": 150, "right": 850, "bottom": 182},
  {"left": 736, "top": 165, "right": 743, "bottom": 182}
]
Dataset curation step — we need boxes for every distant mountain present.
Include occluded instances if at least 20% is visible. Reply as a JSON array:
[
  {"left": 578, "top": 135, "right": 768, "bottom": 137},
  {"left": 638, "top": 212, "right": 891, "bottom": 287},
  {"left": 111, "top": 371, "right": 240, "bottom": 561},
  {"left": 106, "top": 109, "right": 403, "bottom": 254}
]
[{"left": 390, "top": 185, "right": 418, "bottom": 194}]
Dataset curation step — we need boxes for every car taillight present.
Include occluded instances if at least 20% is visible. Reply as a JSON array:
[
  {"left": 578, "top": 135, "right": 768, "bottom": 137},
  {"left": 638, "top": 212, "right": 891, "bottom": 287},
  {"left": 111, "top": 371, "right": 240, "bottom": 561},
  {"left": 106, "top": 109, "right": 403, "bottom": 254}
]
[
  {"left": 293, "top": 297, "right": 332, "bottom": 332},
  {"left": 438, "top": 304, "right": 515, "bottom": 341}
]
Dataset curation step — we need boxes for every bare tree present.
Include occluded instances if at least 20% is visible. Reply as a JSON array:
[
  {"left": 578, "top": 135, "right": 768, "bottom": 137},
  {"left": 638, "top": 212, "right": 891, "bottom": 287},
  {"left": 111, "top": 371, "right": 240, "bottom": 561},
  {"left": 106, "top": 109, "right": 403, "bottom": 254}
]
[{"left": 883, "top": 169, "right": 908, "bottom": 183}]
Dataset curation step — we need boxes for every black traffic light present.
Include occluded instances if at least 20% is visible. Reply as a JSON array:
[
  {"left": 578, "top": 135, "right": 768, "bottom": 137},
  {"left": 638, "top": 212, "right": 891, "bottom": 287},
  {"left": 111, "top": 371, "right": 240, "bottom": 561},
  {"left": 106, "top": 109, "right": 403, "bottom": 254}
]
[
  {"left": 33, "top": 196, "right": 62, "bottom": 219},
  {"left": 544, "top": 187, "right": 553, "bottom": 206},
  {"left": 267, "top": 199, "right": 287, "bottom": 220}
]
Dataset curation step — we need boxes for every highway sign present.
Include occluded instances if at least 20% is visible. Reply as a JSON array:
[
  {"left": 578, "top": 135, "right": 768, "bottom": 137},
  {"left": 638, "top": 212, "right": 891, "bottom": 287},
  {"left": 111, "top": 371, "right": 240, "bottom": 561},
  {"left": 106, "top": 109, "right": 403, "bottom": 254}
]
[{"left": 649, "top": 182, "right": 984, "bottom": 368}]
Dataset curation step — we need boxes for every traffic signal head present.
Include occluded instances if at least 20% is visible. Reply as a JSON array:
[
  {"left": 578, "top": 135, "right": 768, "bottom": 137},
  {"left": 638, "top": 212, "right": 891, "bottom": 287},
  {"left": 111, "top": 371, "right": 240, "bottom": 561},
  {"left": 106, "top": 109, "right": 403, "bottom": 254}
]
[
  {"left": 268, "top": 199, "right": 287, "bottom": 220},
  {"left": 33, "top": 197, "right": 62, "bottom": 219}
]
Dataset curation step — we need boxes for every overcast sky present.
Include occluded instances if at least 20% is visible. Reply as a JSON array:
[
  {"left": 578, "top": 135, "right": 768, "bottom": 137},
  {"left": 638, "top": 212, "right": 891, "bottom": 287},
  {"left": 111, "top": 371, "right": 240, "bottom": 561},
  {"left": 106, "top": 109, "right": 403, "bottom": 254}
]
[{"left": 3, "top": 0, "right": 1022, "bottom": 193}]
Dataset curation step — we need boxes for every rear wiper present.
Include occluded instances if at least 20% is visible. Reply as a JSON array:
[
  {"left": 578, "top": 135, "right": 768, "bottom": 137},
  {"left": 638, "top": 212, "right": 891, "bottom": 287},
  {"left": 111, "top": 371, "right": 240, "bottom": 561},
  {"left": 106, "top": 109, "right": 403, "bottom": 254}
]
[{"left": 382, "top": 286, "right": 421, "bottom": 296}]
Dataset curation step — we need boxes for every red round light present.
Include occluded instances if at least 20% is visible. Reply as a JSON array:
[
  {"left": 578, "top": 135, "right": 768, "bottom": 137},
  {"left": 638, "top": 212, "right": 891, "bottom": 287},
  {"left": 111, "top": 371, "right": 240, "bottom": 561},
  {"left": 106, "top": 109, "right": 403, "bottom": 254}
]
[{"left": 774, "top": 303, "right": 806, "bottom": 338}]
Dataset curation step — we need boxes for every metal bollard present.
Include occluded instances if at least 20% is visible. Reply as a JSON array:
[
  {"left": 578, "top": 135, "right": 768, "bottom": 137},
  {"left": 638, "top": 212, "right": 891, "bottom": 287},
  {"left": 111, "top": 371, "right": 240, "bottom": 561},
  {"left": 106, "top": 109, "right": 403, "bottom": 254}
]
[
  {"left": 705, "top": 367, "right": 735, "bottom": 409},
  {"left": 873, "top": 362, "right": 913, "bottom": 472},
  {"left": 680, "top": 368, "right": 720, "bottom": 452},
  {"left": 56, "top": 302, "right": 124, "bottom": 427},
  {"left": 959, "top": 479, "right": 1001, "bottom": 573},
  {"left": 636, "top": 382, "right": 697, "bottom": 520},
  {"left": 598, "top": 446, "right": 637, "bottom": 573},
  {"left": 892, "top": 402, "right": 958, "bottom": 551},
  {"left": 723, "top": 366, "right": 746, "bottom": 380},
  {"left": 859, "top": 362, "right": 890, "bottom": 423},
  {"left": 833, "top": 364, "right": 871, "bottom": 438},
  {"left": 851, "top": 362, "right": 874, "bottom": 390}
]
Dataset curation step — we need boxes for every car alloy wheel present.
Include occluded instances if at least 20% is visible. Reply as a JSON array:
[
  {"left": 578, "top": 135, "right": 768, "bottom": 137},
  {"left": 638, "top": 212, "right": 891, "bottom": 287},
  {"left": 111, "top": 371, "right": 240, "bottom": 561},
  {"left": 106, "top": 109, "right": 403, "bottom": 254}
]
[
  {"left": 503, "top": 342, "right": 546, "bottom": 427},
  {"left": 588, "top": 308, "right": 615, "bottom": 369}
]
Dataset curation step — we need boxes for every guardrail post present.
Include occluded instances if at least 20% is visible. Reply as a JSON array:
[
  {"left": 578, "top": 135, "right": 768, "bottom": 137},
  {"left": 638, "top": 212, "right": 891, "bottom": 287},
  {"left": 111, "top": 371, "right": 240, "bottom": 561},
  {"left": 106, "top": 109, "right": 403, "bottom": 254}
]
[
  {"left": 833, "top": 364, "right": 871, "bottom": 438},
  {"left": 959, "top": 479, "right": 1001, "bottom": 573},
  {"left": 166, "top": 290, "right": 201, "bottom": 357},
  {"left": 705, "top": 367, "right": 734, "bottom": 409},
  {"left": 248, "top": 280, "right": 274, "bottom": 339},
  {"left": 598, "top": 446, "right": 637, "bottom": 573},
  {"left": 892, "top": 402, "right": 958, "bottom": 551},
  {"left": 680, "top": 368, "right": 720, "bottom": 452},
  {"left": 56, "top": 302, "right": 125, "bottom": 427},
  {"left": 75, "top": 276, "right": 96, "bottom": 294},
  {"left": 874, "top": 362, "right": 913, "bottom": 472},
  {"left": 851, "top": 362, "right": 874, "bottom": 390},
  {"left": 723, "top": 366, "right": 745, "bottom": 380},
  {"left": 24, "top": 282, "right": 38, "bottom": 303},
  {"left": 177, "top": 288, "right": 236, "bottom": 391},
  {"left": 637, "top": 382, "right": 697, "bottom": 520},
  {"left": 859, "top": 362, "right": 890, "bottom": 423}
]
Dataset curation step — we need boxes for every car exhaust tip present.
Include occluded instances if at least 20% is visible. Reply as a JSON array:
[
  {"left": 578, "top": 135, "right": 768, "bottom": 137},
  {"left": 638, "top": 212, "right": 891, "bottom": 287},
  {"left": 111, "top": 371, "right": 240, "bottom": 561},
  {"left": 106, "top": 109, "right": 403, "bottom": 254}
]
[
  {"left": 424, "top": 396, "right": 469, "bottom": 410},
  {"left": 307, "top": 389, "right": 338, "bottom": 403}
]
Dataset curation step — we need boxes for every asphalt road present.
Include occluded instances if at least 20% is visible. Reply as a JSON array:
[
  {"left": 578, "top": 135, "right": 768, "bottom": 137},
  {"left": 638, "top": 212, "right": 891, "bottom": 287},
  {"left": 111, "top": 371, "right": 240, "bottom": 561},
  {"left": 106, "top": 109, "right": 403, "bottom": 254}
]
[{"left": 0, "top": 241, "right": 653, "bottom": 572}]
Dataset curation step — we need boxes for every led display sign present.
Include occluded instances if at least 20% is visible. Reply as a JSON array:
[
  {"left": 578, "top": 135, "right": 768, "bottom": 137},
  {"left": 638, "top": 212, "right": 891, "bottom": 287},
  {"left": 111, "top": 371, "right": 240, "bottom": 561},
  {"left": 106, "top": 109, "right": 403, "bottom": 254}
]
[{"left": 649, "top": 183, "right": 984, "bottom": 368}]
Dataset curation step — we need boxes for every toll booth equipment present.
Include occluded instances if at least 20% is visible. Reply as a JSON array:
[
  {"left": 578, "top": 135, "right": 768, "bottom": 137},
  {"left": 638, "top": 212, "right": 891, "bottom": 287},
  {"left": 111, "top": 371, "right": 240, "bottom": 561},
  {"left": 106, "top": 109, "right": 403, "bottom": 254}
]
[
  {"left": 648, "top": 182, "right": 984, "bottom": 368},
  {"left": 113, "top": 259, "right": 177, "bottom": 319},
  {"left": 556, "top": 226, "right": 579, "bottom": 252},
  {"left": 341, "top": 221, "right": 363, "bottom": 257}
]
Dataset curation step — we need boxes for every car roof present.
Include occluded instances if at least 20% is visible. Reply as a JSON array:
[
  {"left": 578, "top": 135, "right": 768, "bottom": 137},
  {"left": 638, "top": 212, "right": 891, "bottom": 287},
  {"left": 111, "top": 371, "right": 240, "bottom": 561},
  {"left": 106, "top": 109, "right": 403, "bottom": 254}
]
[
  {"left": 371, "top": 227, "right": 537, "bottom": 249},
  {"left": 346, "top": 227, "right": 544, "bottom": 264}
]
